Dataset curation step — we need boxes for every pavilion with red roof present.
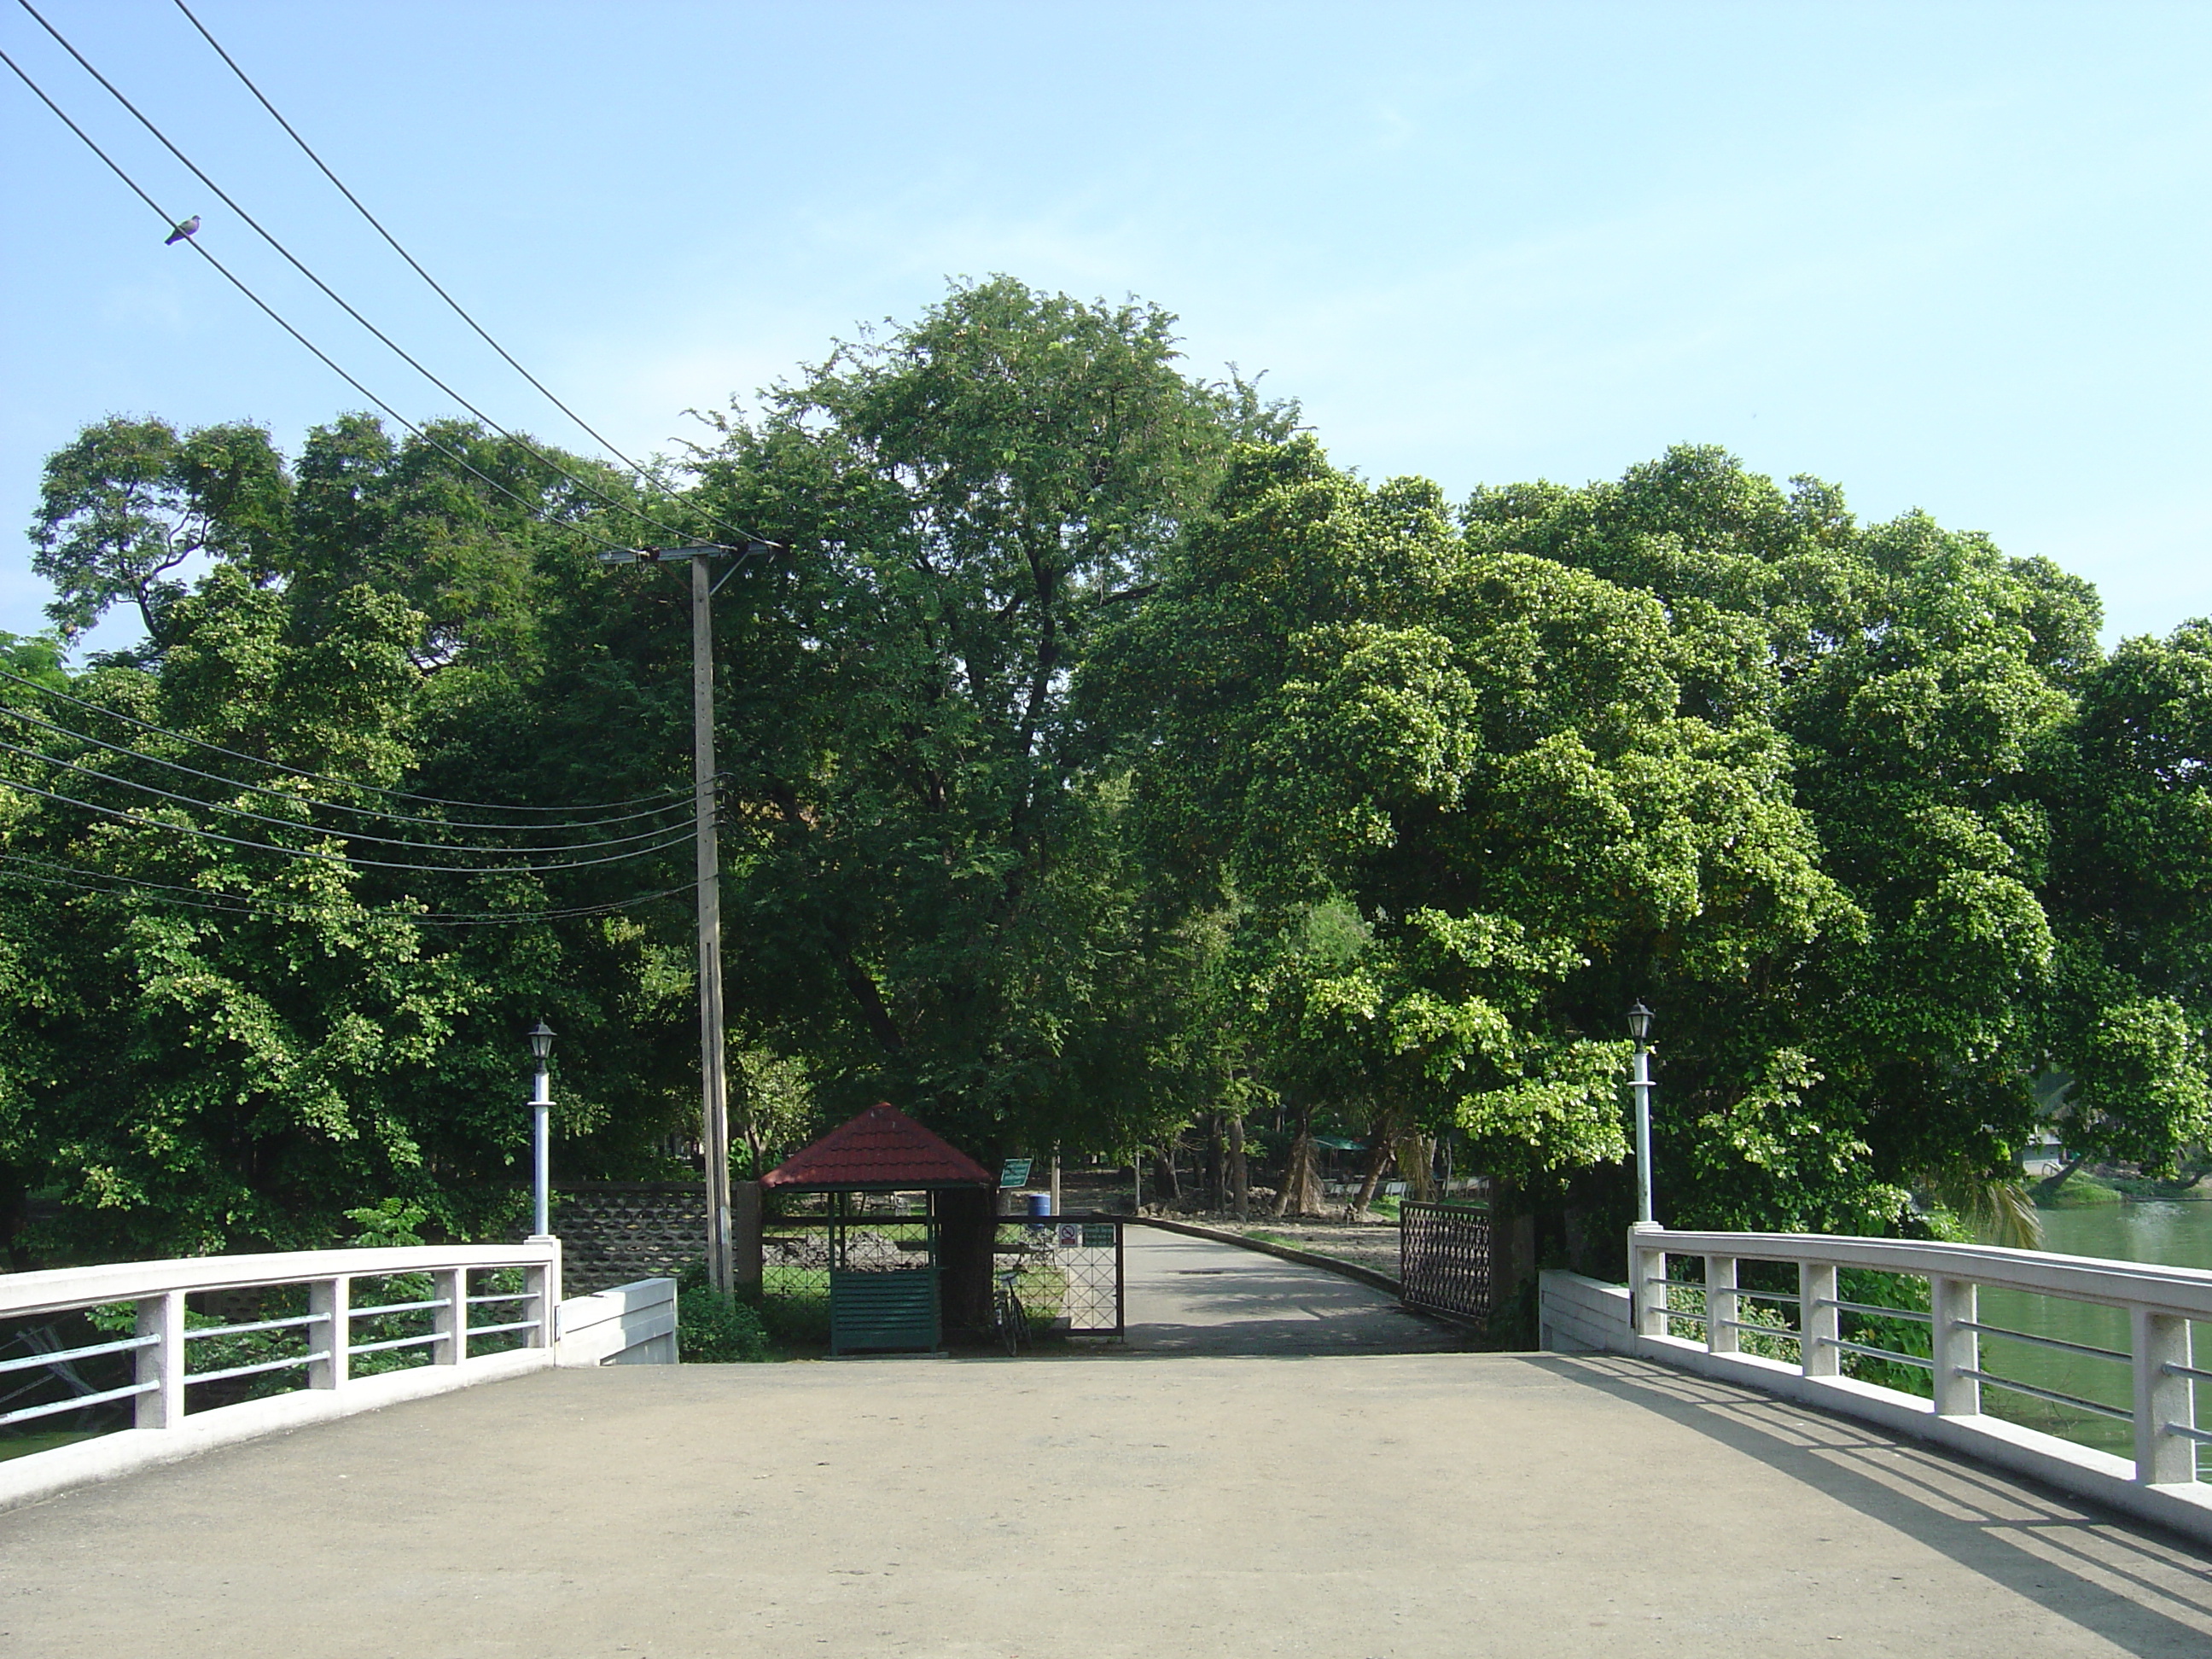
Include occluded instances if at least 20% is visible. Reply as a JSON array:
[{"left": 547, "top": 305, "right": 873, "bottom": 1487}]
[
  {"left": 760, "top": 1103, "right": 994, "bottom": 1193},
  {"left": 758, "top": 1103, "right": 995, "bottom": 1353}
]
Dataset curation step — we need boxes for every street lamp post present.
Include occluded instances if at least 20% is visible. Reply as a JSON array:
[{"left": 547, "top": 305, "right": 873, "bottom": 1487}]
[
  {"left": 527, "top": 1021, "right": 556, "bottom": 1241},
  {"left": 1627, "top": 1001, "right": 1656, "bottom": 1227},
  {"left": 599, "top": 538, "right": 777, "bottom": 1294}
]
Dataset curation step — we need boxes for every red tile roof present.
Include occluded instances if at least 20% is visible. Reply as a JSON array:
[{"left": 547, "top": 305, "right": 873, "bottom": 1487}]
[{"left": 760, "top": 1103, "right": 995, "bottom": 1190}]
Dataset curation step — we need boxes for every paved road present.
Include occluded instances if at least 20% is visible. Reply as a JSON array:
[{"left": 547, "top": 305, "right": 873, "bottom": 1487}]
[
  {"left": 5, "top": 1237, "right": 2211, "bottom": 1656},
  {"left": 1119, "top": 1224, "right": 1464, "bottom": 1354}
]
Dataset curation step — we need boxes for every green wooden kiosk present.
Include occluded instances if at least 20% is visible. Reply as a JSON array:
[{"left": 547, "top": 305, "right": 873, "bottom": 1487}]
[{"left": 760, "top": 1104, "right": 996, "bottom": 1355}]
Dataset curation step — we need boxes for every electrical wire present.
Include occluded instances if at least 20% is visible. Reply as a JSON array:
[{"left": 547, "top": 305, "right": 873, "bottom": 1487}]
[
  {"left": 0, "top": 852, "right": 694, "bottom": 928},
  {"left": 0, "top": 770, "right": 700, "bottom": 876},
  {"left": 0, "top": 696, "right": 690, "bottom": 832},
  {"left": 0, "top": 45, "right": 674, "bottom": 580},
  {"left": 0, "top": 737, "right": 696, "bottom": 857},
  {"left": 16, "top": 0, "right": 746, "bottom": 559},
  {"left": 0, "top": 662, "right": 687, "bottom": 815},
  {"left": 169, "top": 0, "right": 775, "bottom": 556}
]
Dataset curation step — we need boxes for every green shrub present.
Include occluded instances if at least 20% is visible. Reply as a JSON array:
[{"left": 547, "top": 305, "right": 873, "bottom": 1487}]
[{"left": 676, "top": 1264, "right": 772, "bottom": 1362}]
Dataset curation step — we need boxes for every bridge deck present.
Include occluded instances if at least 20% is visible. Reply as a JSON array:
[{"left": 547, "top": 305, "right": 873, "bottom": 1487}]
[{"left": 4, "top": 1237, "right": 2210, "bottom": 1656}]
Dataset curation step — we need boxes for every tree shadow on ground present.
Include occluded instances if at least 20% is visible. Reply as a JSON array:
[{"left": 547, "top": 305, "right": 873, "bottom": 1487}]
[{"left": 1531, "top": 1353, "right": 2212, "bottom": 1658}]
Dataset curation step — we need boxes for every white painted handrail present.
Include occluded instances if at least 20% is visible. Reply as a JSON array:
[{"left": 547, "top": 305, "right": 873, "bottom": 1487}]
[
  {"left": 0, "top": 1241, "right": 562, "bottom": 1514},
  {"left": 0, "top": 1243, "right": 557, "bottom": 1319},
  {"left": 1632, "top": 1228, "right": 2212, "bottom": 1322},
  {"left": 1587, "top": 1225, "right": 2212, "bottom": 1544}
]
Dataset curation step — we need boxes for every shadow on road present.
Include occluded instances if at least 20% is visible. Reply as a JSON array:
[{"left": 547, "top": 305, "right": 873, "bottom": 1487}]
[{"left": 1534, "top": 1352, "right": 2212, "bottom": 1657}]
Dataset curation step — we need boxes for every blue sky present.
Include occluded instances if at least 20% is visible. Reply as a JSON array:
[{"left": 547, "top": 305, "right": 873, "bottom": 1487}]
[{"left": 6, "top": 2, "right": 2210, "bottom": 652}]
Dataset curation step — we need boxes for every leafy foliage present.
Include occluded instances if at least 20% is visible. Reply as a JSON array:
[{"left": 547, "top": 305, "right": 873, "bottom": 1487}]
[
  {"left": 675, "top": 1260, "right": 771, "bottom": 1361},
  {"left": 6, "top": 281, "right": 2211, "bottom": 1271}
]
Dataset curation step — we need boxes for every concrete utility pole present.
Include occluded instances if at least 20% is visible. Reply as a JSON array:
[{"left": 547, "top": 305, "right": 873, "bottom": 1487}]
[
  {"left": 690, "top": 552, "right": 733, "bottom": 1293},
  {"left": 601, "top": 539, "right": 777, "bottom": 1294}
]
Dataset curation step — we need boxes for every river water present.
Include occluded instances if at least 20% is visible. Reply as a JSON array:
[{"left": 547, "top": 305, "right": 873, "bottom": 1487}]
[{"left": 1972, "top": 1199, "right": 2212, "bottom": 1462}]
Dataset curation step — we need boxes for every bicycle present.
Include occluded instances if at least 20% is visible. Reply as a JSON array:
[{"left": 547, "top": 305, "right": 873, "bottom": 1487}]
[{"left": 994, "top": 1266, "right": 1028, "bottom": 1357}]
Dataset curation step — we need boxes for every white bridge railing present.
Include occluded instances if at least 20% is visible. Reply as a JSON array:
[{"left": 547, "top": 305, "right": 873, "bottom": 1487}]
[
  {"left": 1540, "top": 1227, "right": 2212, "bottom": 1545},
  {"left": 0, "top": 1242, "right": 582, "bottom": 1512}
]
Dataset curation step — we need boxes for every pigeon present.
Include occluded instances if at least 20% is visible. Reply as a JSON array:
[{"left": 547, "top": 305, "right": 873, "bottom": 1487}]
[{"left": 164, "top": 215, "right": 200, "bottom": 246}]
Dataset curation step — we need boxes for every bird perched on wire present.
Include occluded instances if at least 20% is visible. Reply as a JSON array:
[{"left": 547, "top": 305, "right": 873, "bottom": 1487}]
[{"left": 164, "top": 215, "right": 200, "bottom": 245}]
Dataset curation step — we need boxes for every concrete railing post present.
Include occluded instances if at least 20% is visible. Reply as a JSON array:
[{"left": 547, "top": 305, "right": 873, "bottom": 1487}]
[
  {"left": 1630, "top": 1225, "right": 1666, "bottom": 1338},
  {"left": 527, "top": 1249, "right": 560, "bottom": 1349},
  {"left": 133, "top": 1289, "right": 185, "bottom": 1429},
  {"left": 2133, "top": 1307, "right": 2195, "bottom": 1485},
  {"left": 1800, "top": 1260, "right": 1838, "bottom": 1377},
  {"left": 308, "top": 1276, "right": 351, "bottom": 1389},
  {"left": 431, "top": 1267, "right": 465, "bottom": 1366},
  {"left": 1706, "top": 1255, "right": 1738, "bottom": 1354},
  {"left": 1931, "top": 1276, "right": 1978, "bottom": 1417}
]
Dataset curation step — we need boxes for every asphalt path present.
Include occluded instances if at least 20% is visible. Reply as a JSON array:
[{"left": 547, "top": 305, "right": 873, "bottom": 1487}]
[{"left": 1118, "top": 1224, "right": 1464, "bottom": 1354}]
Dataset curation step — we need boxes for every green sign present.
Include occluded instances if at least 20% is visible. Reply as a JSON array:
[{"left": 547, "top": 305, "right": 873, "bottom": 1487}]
[
  {"left": 1082, "top": 1222, "right": 1115, "bottom": 1249},
  {"left": 998, "top": 1157, "right": 1033, "bottom": 1188}
]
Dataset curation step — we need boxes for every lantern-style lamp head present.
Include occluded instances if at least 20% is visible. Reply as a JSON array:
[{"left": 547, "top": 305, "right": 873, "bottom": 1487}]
[
  {"left": 1626, "top": 1002, "right": 1654, "bottom": 1044},
  {"left": 527, "top": 1021, "right": 555, "bottom": 1064}
]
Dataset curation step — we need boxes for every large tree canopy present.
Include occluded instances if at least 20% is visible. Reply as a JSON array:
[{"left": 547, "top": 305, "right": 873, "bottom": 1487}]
[{"left": 6, "top": 280, "right": 2210, "bottom": 1267}]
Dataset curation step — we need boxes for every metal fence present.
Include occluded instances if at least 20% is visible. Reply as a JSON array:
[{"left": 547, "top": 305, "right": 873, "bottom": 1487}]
[
  {"left": 994, "top": 1217, "right": 1124, "bottom": 1339},
  {"left": 1400, "top": 1202, "right": 1492, "bottom": 1324},
  {"left": 759, "top": 1207, "right": 1125, "bottom": 1346},
  {"left": 759, "top": 1204, "right": 934, "bottom": 1347}
]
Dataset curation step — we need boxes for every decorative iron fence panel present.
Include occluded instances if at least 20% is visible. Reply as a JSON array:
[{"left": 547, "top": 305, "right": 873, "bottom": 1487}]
[{"left": 1400, "top": 1202, "right": 1491, "bottom": 1324}]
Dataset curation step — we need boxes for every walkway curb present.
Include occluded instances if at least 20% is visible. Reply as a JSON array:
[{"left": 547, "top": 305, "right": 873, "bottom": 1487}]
[{"left": 1129, "top": 1215, "right": 1405, "bottom": 1299}]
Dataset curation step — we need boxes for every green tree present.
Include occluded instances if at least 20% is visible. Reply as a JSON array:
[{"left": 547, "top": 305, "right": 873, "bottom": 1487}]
[
  {"left": 670, "top": 276, "right": 1292, "bottom": 1159},
  {"left": 29, "top": 416, "right": 290, "bottom": 649},
  {"left": 2, "top": 416, "right": 701, "bottom": 1260},
  {"left": 1089, "top": 438, "right": 1857, "bottom": 1239}
]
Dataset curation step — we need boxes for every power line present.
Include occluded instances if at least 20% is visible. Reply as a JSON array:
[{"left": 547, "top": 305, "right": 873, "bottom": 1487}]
[
  {"left": 0, "top": 852, "right": 692, "bottom": 928},
  {"left": 16, "top": 0, "right": 740, "bottom": 558},
  {"left": 0, "top": 736, "right": 696, "bottom": 857},
  {"left": 0, "top": 44, "right": 667, "bottom": 573},
  {"left": 169, "top": 0, "right": 774, "bottom": 556},
  {"left": 0, "top": 769, "right": 700, "bottom": 876},
  {"left": 0, "top": 662, "right": 685, "bottom": 815},
  {"left": 0, "top": 695, "right": 689, "bottom": 835}
]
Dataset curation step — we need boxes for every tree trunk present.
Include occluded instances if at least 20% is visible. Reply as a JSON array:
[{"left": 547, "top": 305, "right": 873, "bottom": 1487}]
[
  {"left": 1393, "top": 1132, "right": 1437, "bottom": 1203},
  {"left": 1153, "top": 1144, "right": 1180, "bottom": 1203},
  {"left": 1229, "top": 1115, "right": 1249, "bottom": 1220},
  {"left": 2035, "top": 1154, "right": 2089, "bottom": 1201},
  {"left": 1275, "top": 1105, "right": 1324, "bottom": 1217},
  {"left": 0, "top": 1166, "right": 26, "bottom": 1272},
  {"left": 1351, "top": 1115, "right": 1395, "bottom": 1214},
  {"left": 1206, "top": 1113, "right": 1225, "bottom": 1212}
]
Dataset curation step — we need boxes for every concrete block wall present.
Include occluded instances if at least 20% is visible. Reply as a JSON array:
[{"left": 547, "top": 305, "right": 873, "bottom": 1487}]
[{"left": 548, "top": 1184, "right": 707, "bottom": 1295}]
